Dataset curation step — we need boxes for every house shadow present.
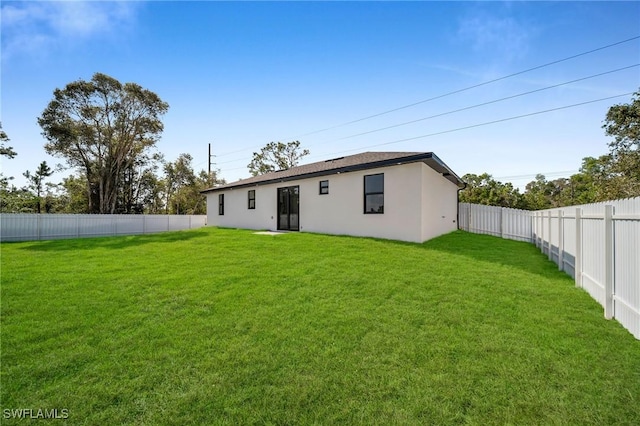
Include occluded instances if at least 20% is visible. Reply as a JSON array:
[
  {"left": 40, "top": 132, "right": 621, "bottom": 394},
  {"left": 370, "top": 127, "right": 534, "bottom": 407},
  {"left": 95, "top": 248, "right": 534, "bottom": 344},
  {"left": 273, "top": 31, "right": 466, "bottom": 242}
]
[
  {"left": 13, "top": 229, "right": 209, "bottom": 252},
  {"left": 386, "top": 230, "right": 573, "bottom": 280}
]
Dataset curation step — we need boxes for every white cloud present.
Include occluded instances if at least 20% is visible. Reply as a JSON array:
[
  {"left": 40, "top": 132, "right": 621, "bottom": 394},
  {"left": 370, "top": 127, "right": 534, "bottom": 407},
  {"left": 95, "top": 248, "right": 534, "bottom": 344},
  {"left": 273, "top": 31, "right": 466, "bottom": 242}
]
[
  {"left": 457, "top": 11, "right": 534, "bottom": 62},
  {"left": 1, "top": 1, "right": 140, "bottom": 60}
]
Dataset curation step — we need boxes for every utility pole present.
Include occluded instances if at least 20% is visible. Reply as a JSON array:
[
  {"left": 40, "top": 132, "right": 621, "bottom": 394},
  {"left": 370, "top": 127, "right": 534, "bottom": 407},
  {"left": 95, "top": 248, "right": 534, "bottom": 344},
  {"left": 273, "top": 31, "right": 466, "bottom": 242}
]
[{"left": 208, "top": 143, "right": 216, "bottom": 185}]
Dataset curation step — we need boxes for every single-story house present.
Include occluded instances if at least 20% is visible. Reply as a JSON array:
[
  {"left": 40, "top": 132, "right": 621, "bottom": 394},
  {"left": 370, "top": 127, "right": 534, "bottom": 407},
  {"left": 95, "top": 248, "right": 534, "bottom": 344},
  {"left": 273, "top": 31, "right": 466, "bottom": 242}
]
[{"left": 201, "top": 151, "right": 465, "bottom": 243}]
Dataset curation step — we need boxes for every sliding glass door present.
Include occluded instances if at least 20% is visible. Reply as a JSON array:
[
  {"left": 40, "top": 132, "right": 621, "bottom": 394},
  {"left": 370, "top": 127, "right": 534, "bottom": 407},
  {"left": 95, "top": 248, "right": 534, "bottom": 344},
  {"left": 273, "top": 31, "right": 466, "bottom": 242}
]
[{"left": 277, "top": 186, "right": 299, "bottom": 231}]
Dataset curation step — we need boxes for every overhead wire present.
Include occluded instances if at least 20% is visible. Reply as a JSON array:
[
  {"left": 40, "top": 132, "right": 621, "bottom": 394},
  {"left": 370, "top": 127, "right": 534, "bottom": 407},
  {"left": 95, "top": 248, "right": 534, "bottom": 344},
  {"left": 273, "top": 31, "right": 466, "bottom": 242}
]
[
  {"left": 217, "top": 91, "right": 634, "bottom": 174},
  {"left": 287, "top": 36, "right": 640, "bottom": 139},
  {"left": 325, "top": 92, "right": 635, "bottom": 154},
  {"left": 213, "top": 63, "right": 638, "bottom": 167},
  {"left": 333, "top": 64, "right": 639, "bottom": 142},
  {"left": 213, "top": 35, "right": 639, "bottom": 160}
]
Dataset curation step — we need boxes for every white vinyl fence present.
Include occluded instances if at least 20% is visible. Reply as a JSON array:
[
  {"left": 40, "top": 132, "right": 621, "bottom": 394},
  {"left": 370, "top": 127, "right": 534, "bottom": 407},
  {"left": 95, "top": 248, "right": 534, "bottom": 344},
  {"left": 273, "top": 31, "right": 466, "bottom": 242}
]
[
  {"left": 0, "top": 214, "right": 207, "bottom": 242},
  {"left": 459, "top": 203, "right": 533, "bottom": 242},
  {"left": 459, "top": 198, "right": 640, "bottom": 340}
]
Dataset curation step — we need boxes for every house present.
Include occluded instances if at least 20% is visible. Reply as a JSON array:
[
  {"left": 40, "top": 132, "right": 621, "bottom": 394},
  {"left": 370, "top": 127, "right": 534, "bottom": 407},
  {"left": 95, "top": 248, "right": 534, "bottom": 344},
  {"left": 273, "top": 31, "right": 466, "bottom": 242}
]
[{"left": 201, "top": 152, "right": 465, "bottom": 243}]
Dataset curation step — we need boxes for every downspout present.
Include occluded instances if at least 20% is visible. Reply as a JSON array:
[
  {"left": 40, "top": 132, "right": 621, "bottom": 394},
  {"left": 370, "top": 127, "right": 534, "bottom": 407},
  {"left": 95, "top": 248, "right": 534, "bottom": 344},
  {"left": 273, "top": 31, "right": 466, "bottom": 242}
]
[{"left": 457, "top": 182, "right": 467, "bottom": 231}]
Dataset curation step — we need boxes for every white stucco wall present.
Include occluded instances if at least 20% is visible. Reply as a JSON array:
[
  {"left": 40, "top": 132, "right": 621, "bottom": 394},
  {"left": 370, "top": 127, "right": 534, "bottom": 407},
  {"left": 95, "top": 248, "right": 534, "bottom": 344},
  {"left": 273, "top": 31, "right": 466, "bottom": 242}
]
[
  {"left": 300, "top": 163, "right": 423, "bottom": 242},
  {"left": 206, "top": 185, "right": 277, "bottom": 231},
  {"left": 420, "top": 164, "right": 459, "bottom": 241},
  {"left": 206, "top": 161, "right": 459, "bottom": 243}
]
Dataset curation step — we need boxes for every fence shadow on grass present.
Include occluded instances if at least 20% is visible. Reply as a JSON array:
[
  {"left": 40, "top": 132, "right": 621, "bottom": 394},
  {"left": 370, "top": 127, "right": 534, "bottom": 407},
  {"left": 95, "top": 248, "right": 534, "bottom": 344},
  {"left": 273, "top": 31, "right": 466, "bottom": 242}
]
[
  {"left": 418, "top": 230, "right": 572, "bottom": 280},
  {"left": 14, "top": 229, "right": 210, "bottom": 252}
]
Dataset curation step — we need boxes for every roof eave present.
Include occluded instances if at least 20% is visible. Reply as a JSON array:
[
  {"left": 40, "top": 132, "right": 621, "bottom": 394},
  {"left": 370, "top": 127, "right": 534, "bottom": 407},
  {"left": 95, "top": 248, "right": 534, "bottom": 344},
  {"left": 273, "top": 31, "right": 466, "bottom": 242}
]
[{"left": 201, "top": 152, "right": 465, "bottom": 193}]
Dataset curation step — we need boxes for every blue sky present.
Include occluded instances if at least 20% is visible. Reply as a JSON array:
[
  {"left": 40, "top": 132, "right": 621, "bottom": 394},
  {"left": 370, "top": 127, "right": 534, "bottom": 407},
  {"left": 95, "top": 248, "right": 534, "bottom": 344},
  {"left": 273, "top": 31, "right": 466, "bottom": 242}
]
[{"left": 2, "top": 1, "right": 639, "bottom": 190}]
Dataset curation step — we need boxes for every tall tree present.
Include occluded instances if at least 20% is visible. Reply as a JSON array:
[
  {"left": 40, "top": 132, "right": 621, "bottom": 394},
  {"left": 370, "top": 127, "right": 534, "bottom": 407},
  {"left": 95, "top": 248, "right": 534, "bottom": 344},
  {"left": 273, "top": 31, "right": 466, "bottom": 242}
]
[
  {"left": 59, "top": 174, "right": 91, "bottom": 213},
  {"left": 247, "top": 141, "right": 310, "bottom": 176},
  {"left": 163, "top": 153, "right": 196, "bottom": 214},
  {"left": 23, "top": 161, "right": 54, "bottom": 213},
  {"left": 522, "top": 174, "right": 554, "bottom": 210},
  {"left": 459, "top": 173, "right": 523, "bottom": 208},
  {"left": 602, "top": 89, "right": 640, "bottom": 198},
  {"left": 38, "top": 72, "right": 169, "bottom": 213},
  {"left": 117, "top": 152, "right": 164, "bottom": 214}
]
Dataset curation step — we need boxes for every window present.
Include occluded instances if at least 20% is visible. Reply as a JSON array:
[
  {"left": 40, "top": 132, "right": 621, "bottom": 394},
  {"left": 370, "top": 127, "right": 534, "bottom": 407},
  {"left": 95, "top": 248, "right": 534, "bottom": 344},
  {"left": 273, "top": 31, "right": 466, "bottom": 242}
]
[
  {"left": 319, "top": 180, "right": 329, "bottom": 195},
  {"left": 218, "top": 194, "right": 224, "bottom": 215},
  {"left": 364, "top": 173, "right": 384, "bottom": 214},
  {"left": 248, "top": 190, "right": 256, "bottom": 209}
]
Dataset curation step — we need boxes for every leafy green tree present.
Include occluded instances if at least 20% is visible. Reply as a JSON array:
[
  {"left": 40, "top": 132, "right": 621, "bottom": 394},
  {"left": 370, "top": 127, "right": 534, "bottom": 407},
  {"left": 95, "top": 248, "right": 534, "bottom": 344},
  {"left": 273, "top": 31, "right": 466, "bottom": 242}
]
[
  {"left": 459, "top": 173, "right": 523, "bottom": 208},
  {"left": 602, "top": 89, "right": 640, "bottom": 199},
  {"left": 58, "top": 174, "right": 91, "bottom": 213},
  {"left": 1, "top": 125, "right": 18, "bottom": 203},
  {"left": 522, "top": 174, "right": 553, "bottom": 210},
  {"left": 163, "top": 153, "right": 197, "bottom": 214},
  {"left": 117, "top": 152, "right": 164, "bottom": 214},
  {"left": 23, "top": 161, "right": 54, "bottom": 213},
  {"left": 162, "top": 154, "right": 225, "bottom": 215},
  {"left": 247, "top": 141, "right": 310, "bottom": 176},
  {"left": 0, "top": 182, "right": 36, "bottom": 213},
  {"left": 0, "top": 124, "right": 17, "bottom": 159},
  {"left": 136, "top": 169, "right": 165, "bottom": 214},
  {"left": 38, "top": 72, "right": 169, "bottom": 213}
]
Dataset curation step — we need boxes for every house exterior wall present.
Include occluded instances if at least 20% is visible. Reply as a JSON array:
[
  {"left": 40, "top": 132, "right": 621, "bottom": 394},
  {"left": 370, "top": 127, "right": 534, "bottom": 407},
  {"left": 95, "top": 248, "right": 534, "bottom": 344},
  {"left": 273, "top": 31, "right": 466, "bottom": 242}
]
[
  {"left": 420, "top": 164, "right": 459, "bottom": 241},
  {"left": 206, "top": 185, "right": 277, "bottom": 231},
  {"left": 300, "top": 163, "right": 423, "bottom": 242},
  {"left": 206, "top": 162, "right": 459, "bottom": 243}
]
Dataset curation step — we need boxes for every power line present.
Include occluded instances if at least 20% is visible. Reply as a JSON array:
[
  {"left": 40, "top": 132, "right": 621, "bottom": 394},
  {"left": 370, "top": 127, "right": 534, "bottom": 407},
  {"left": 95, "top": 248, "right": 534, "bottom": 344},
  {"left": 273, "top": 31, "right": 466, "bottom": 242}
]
[
  {"left": 288, "top": 35, "right": 640, "bottom": 139},
  {"left": 214, "top": 64, "right": 638, "bottom": 167},
  {"left": 214, "top": 35, "right": 639, "bottom": 159},
  {"left": 334, "top": 64, "right": 639, "bottom": 142},
  {"left": 218, "top": 92, "right": 633, "bottom": 174},
  {"left": 327, "top": 92, "right": 634, "bottom": 154},
  {"left": 217, "top": 91, "right": 632, "bottom": 173},
  {"left": 495, "top": 170, "right": 579, "bottom": 181}
]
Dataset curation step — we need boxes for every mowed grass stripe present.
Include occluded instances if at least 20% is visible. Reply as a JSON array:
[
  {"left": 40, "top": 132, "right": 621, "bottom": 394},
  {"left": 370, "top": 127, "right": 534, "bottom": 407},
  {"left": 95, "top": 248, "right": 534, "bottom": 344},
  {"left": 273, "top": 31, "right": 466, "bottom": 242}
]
[{"left": 1, "top": 229, "right": 638, "bottom": 425}]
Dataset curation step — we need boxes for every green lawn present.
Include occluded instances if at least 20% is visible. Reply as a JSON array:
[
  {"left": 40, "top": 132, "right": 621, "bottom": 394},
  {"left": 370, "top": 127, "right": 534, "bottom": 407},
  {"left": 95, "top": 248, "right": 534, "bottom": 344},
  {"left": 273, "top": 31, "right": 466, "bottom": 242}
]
[{"left": 1, "top": 228, "right": 639, "bottom": 425}]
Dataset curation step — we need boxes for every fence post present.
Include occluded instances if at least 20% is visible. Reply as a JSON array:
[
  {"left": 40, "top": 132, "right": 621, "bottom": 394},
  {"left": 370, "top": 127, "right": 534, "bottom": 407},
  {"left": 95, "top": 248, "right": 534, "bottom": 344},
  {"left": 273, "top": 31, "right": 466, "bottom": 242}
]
[
  {"left": 532, "top": 211, "right": 536, "bottom": 246},
  {"left": 575, "top": 208, "right": 582, "bottom": 288},
  {"left": 537, "top": 212, "right": 541, "bottom": 248},
  {"left": 500, "top": 207, "right": 504, "bottom": 238},
  {"left": 538, "top": 212, "right": 542, "bottom": 252},
  {"left": 604, "top": 204, "right": 614, "bottom": 320},
  {"left": 558, "top": 210, "right": 564, "bottom": 271},
  {"left": 547, "top": 211, "right": 552, "bottom": 261}
]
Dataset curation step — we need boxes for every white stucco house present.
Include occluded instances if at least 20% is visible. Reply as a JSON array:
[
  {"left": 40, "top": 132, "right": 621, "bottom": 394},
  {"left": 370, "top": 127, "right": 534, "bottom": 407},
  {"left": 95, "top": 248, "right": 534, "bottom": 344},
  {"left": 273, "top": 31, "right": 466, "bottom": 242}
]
[{"left": 202, "top": 152, "right": 465, "bottom": 243}]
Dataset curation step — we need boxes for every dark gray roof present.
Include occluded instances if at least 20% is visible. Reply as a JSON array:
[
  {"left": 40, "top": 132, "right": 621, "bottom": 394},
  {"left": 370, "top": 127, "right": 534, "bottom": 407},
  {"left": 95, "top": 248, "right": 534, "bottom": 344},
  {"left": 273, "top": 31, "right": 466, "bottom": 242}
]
[{"left": 202, "top": 151, "right": 465, "bottom": 193}]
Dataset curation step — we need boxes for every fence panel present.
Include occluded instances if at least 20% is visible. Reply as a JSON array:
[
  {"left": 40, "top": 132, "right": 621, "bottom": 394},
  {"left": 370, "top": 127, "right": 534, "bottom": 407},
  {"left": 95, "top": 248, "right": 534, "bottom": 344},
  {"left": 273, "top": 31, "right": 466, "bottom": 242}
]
[
  {"left": 561, "top": 210, "right": 576, "bottom": 278},
  {"left": 612, "top": 198, "right": 640, "bottom": 339},
  {"left": 581, "top": 214, "right": 606, "bottom": 306},
  {"left": 460, "top": 198, "right": 640, "bottom": 339},
  {"left": 0, "top": 214, "right": 207, "bottom": 242},
  {"left": 459, "top": 203, "right": 533, "bottom": 242}
]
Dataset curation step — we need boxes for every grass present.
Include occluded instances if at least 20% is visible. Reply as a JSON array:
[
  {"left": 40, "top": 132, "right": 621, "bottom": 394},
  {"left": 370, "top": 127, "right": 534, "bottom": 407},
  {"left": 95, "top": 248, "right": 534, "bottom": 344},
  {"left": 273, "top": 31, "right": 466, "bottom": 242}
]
[{"left": 1, "top": 228, "right": 639, "bottom": 425}]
